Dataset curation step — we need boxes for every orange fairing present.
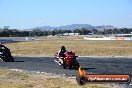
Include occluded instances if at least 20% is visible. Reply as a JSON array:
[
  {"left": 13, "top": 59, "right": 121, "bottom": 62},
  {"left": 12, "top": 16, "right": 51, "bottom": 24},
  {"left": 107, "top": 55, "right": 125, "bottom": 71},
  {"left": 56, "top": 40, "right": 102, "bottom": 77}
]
[{"left": 79, "top": 66, "right": 86, "bottom": 76}]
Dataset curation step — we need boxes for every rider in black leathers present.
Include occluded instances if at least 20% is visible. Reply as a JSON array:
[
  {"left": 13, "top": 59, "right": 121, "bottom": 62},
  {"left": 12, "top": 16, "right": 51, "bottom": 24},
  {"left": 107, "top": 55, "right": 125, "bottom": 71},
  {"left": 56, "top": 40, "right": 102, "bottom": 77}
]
[
  {"left": 0, "top": 43, "right": 13, "bottom": 61},
  {"left": 58, "top": 46, "right": 66, "bottom": 58},
  {"left": 57, "top": 46, "right": 67, "bottom": 65}
]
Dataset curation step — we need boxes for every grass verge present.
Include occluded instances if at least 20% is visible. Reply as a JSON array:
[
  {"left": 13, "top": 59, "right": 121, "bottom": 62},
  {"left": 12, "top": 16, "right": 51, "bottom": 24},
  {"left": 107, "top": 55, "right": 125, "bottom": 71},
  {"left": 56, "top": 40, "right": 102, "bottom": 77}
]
[
  {"left": 0, "top": 69, "right": 108, "bottom": 88},
  {"left": 4, "top": 36, "right": 132, "bottom": 56}
]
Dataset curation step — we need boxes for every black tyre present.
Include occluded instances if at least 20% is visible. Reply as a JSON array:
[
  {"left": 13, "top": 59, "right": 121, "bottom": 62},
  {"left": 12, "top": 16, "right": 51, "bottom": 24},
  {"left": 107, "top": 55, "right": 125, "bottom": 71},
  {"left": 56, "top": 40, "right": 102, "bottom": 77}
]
[
  {"left": 74, "top": 61, "right": 80, "bottom": 70},
  {"left": 8, "top": 56, "right": 14, "bottom": 62},
  {"left": 1, "top": 56, "right": 14, "bottom": 62},
  {"left": 62, "top": 62, "right": 66, "bottom": 69},
  {"left": 76, "top": 76, "right": 86, "bottom": 85}
]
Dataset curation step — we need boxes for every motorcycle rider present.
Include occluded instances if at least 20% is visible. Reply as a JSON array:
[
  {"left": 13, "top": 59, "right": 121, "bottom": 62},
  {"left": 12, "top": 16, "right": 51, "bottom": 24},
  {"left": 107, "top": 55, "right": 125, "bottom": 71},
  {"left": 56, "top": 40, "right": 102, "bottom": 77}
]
[
  {"left": 58, "top": 46, "right": 66, "bottom": 57},
  {"left": 0, "top": 43, "right": 12, "bottom": 57},
  {"left": 58, "top": 46, "right": 67, "bottom": 65}
]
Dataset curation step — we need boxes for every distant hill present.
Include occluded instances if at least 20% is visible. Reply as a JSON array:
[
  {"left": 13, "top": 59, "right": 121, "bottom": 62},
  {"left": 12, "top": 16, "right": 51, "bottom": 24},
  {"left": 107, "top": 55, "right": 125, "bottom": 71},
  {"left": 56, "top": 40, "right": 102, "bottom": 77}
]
[
  {"left": 96, "top": 25, "right": 117, "bottom": 31},
  {"left": 32, "top": 24, "right": 117, "bottom": 31}
]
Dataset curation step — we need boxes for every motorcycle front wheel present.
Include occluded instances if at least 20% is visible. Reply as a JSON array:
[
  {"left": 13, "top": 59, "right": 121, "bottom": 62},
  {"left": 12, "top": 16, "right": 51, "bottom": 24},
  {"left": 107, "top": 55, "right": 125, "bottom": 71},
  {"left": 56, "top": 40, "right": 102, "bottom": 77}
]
[
  {"left": 62, "top": 62, "right": 66, "bottom": 69},
  {"left": 74, "top": 61, "right": 80, "bottom": 70}
]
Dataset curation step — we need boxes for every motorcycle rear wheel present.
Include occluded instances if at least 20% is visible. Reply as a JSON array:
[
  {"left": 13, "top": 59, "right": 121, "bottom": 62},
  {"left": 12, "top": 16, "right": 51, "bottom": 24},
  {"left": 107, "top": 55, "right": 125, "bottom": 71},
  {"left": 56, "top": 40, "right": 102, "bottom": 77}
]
[
  {"left": 8, "top": 56, "right": 14, "bottom": 62},
  {"left": 76, "top": 76, "right": 86, "bottom": 85}
]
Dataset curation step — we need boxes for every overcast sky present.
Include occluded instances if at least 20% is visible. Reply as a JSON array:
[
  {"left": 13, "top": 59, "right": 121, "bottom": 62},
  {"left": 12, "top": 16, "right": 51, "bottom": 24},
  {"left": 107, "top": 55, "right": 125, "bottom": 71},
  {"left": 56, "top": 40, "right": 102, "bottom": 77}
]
[{"left": 0, "top": 0, "right": 132, "bottom": 29}]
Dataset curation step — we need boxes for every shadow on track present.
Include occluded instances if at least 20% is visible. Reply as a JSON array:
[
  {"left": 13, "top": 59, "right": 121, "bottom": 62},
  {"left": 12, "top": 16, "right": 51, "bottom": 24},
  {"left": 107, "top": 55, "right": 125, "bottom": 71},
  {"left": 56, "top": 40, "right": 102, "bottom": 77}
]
[
  {"left": 83, "top": 67, "right": 95, "bottom": 71},
  {"left": 13, "top": 61, "right": 25, "bottom": 62}
]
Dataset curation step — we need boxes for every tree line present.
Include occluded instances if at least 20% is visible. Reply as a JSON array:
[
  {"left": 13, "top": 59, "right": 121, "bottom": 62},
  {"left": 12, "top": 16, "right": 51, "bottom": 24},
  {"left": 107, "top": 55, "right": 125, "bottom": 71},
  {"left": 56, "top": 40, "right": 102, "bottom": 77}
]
[{"left": 0, "top": 26, "right": 132, "bottom": 37}]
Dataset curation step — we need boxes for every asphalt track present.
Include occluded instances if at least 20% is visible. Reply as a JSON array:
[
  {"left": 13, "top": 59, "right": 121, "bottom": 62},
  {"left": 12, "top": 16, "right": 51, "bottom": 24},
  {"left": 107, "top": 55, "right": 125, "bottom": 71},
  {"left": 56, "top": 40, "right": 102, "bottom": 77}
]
[{"left": 0, "top": 56, "right": 132, "bottom": 76}]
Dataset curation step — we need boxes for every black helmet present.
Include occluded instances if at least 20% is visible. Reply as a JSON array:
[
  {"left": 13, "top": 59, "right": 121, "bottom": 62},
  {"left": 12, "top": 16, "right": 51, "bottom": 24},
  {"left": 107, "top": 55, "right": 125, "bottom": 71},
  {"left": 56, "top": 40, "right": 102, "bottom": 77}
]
[{"left": 61, "top": 46, "right": 65, "bottom": 50}]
